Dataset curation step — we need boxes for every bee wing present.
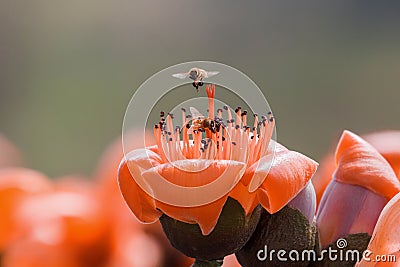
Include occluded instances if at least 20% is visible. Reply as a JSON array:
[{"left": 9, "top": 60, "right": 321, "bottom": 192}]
[
  {"left": 204, "top": 71, "right": 219, "bottom": 78},
  {"left": 172, "top": 72, "right": 188, "bottom": 79},
  {"left": 190, "top": 107, "right": 204, "bottom": 119}
]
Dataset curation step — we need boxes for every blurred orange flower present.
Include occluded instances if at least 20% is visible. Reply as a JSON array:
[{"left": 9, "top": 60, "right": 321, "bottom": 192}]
[
  {"left": 0, "top": 134, "right": 21, "bottom": 168},
  {"left": 364, "top": 131, "right": 400, "bottom": 178},
  {"left": 0, "top": 168, "right": 52, "bottom": 251},
  {"left": 1, "top": 177, "right": 165, "bottom": 267},
  {"left": 119, "top": 84, "right": 318, "bottom": 236}
]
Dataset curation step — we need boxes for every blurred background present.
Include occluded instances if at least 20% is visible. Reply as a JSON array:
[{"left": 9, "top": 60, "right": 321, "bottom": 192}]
[{"left": 1, "top": 0, "right": 400, "bottom": 177}]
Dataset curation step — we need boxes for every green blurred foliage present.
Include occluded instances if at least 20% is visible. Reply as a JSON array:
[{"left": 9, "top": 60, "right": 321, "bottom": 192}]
[{"left": 1, "top": 0, "right": 399, "bottom": 177}]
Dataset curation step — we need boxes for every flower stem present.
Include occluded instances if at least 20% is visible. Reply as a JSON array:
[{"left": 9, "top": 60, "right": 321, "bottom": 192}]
[{"left": 191, "top": 259, "right": 223, "bottom": 267}]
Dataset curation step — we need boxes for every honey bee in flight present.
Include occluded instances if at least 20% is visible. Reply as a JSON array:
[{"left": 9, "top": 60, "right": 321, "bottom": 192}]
[
  {"left": 187, "top": 107, "right": 217, "bottom": 134},
  {"left": 172, "top": 68, "right": 219, "bottom": 92}
]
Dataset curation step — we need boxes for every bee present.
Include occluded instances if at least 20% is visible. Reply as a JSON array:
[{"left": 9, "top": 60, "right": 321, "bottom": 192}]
[
  {"left": 172, "top": 68, "right": 219, "bottom": 92},
  {"left": 187, "top": 107, "right": 217, "bottom": 134}
]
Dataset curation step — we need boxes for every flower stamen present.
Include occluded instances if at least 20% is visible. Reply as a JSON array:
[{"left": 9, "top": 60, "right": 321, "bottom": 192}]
[{"left": 153, "top": 85, "right": 274, "bottom": 166}]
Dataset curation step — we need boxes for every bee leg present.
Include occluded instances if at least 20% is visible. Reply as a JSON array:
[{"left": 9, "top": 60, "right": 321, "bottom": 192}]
[
  {"left": 210, "top": 121, "right": 216, "bottom": 133},
  {"left": 192, "top": 82, "right": 199, "bottom": 92}
]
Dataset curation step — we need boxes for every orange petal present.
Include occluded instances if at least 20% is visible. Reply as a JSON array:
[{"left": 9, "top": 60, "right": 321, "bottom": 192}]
[
  {"left": 356, "top": 192, "right": 400, "bottom": 267},
  {"left": 142, "top": 160, "right": 246, "bottom": 235},
  {"left": 229, "top": 181, "right": 259, "bottom": 216},
  {"left": 372, "top": 252, "right": 400, "bottom": 267},
  {"left": 94, "top": 129, "right": 156, "bottom": 203},
  {"left": 156, "top": 197, "right": 227, "bottom": 236},
  {"left": 222, "top": 254, "right": 242, "bottom": 267},
  {"left": 241, "top": 141, "right": 288, "bottom": 187},
  {"left": 335, "top": 130, "right": 400, "bottom": 199},
  {"left": 118, "top": 149, "right": 163, "bottom": 223},
  {"left": 243, "top": 150, "right": 318, "bottom": 214}
]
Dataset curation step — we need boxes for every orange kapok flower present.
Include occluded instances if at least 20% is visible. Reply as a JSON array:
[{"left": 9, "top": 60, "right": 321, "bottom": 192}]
[
  {"left": 316, "top": 130, "right": 400, "bottom": 249},
  {"left": 356, "top": 192, "right": 400, "bottom": 267},
  {"left": 313, "top": 130, "right": 400, "bottom": 207},
  {"left": 118, "top": 84, "right": 318, "bottom": 262},
  {"left": 0, "top": 168, "right": 52, "bottom": 251}
]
